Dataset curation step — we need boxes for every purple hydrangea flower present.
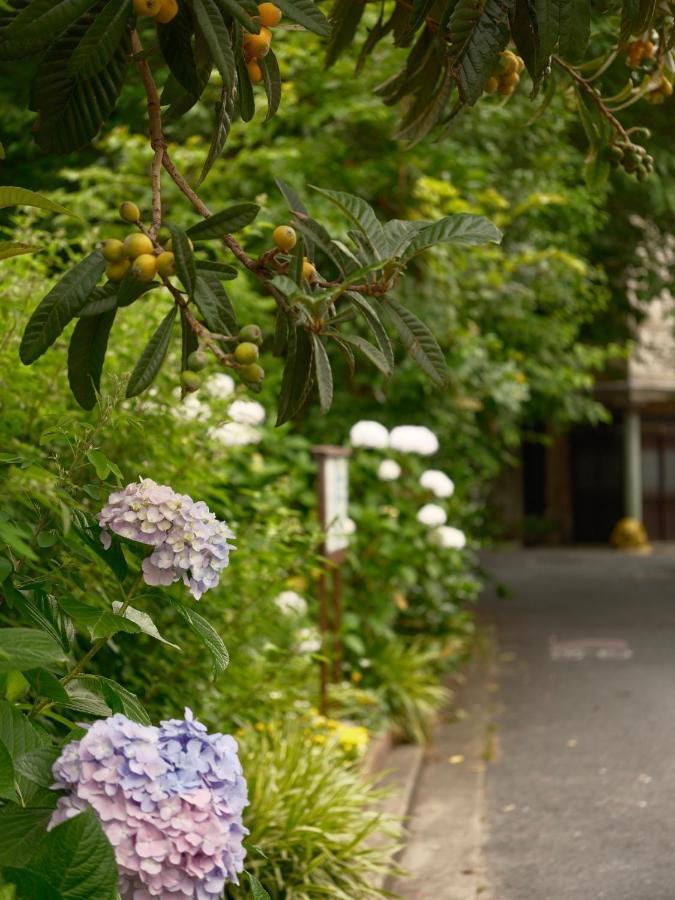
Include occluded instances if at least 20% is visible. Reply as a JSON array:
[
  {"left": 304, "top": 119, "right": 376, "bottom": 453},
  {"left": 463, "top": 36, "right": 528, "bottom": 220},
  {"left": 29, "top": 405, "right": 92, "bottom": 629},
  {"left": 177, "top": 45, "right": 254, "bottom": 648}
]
[
  {"left": 98, "top": 479, "right": 235, "bottom": 600},
  {"left": 49, "top": 709, "right": 248, "bottom": 899}
]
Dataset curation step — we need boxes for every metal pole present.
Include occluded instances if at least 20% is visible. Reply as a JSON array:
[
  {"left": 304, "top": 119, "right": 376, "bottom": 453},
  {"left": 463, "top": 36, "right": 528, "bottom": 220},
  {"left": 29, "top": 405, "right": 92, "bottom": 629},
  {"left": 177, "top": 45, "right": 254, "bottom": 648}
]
[{"left": 623, "top": 407, "right": 643, "bottom": 521}]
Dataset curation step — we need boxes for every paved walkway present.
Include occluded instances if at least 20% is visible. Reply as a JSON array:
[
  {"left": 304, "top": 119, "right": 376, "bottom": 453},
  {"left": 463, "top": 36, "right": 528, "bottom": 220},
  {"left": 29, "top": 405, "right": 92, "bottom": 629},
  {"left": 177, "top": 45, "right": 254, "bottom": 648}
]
[{"left": 481, "top": 548, "right": 675, "bottom": 900}]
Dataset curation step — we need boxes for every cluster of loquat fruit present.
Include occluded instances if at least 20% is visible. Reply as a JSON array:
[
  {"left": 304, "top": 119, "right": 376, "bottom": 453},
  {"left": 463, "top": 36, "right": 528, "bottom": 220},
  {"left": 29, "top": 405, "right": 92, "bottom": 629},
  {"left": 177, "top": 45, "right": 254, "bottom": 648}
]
[
  {"left": 244, "top": 3, "right": 283, "bottom": 85},
  {"left": 182, "top": 324, "right": 265, "bottom": 393},
  {"left": 484, "top": 50, "right": 525, "bottom": 97},
  {"left": 133, "top": 0, "right": 178, "bottom": 25},
  {"left": 609, "top": 141, "right": 655, "bottom": 180},
  {"left": 624, "top": 37, "right": 657, "bottom": 67},
  {"left": 101, "top": 202, "right": 177, "bottom": 284},
  {"left": 271, "top": 224, "right": 318, "bottom": 284}
]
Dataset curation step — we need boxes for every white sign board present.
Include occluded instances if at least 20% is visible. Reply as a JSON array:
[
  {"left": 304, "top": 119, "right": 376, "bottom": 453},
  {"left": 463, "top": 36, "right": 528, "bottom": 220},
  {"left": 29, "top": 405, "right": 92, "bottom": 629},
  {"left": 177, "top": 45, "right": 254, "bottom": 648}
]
[{"left": 323, "top": 456, "right": 350, "bottom": 556}]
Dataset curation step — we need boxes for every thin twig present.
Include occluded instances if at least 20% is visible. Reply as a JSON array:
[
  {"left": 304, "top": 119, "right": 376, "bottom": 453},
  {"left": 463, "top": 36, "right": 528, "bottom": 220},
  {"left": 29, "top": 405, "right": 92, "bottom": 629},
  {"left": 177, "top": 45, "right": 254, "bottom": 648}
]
[{"left": 131, "top": 30, "right": 166, "bottom": 238}]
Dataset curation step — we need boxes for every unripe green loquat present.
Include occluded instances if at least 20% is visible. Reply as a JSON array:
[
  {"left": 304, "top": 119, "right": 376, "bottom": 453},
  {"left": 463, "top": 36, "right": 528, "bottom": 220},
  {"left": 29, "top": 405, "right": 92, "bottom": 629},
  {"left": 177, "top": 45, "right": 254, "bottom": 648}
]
[
  {"left": 119, "top": 201, "right": 141, "bottom": 222},
  {"left": 131, "top": 253, "right": 158, "bottom": 282},
  {"left": 187, "top": 349, "right": 209, "bottom": 372},
  {"left": 239, "top": 324, "right": 263, "bottom": 345},
  {"left": 102, "top": 238, "right": 127, "bottom": 263},
  {"left": 234, "top": 342, "right": 260, "bottom": 365},
  {"left": 240, "top": 363, "right": 265, "bottom": 383},
  {"left": 180, "top": 370, "right": 202, "bottom": 393},
  {"left": 124, "top": 233, "right": 154, "bottom": 258}
]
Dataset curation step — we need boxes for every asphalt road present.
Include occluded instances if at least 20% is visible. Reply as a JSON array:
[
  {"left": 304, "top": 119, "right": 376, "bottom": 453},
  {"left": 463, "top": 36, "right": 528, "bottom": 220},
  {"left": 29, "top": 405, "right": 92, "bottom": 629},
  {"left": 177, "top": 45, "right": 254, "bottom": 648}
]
[{"left": 481, "top": 548, "right": 675, "bottom": 900}]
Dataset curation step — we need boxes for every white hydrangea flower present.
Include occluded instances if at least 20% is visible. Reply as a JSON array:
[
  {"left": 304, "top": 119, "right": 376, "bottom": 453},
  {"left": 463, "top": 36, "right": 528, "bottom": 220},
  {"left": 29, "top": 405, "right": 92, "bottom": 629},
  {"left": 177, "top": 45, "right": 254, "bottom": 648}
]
[
  {"left": 208, "top": 422, "right": 262, "bottom": 447},
  {"left": 420, "top": 469, "right": 455, "bottom": 498},
  {"left": 172, "top": 393, "right": 211, "bottom": 423},
  {"left": 296, "top": 628, "right": 321, "bottom": 654},
  {"left": 274, "top": 590, "right": 308, "bottom": 617},
  {"left": 228, "top": 399, "right": 266, "bottom": 426},
  {"left": 389, "top": 425, "right": 439, "bottom": 456},
  {"left": 416, "top": 503, "right": 447, "bottom": 528},
  {"left": 203, "top": 373, "right": 236, "bottom": 399},
  {"left": 428, "top": 525, "right": 466, "bottom": 549},
  {"left": 350, "top": 420, "right": 389, "bottom": 449},
  {"left": 377, "top": 459, "right": 402, "bottom": 481}
]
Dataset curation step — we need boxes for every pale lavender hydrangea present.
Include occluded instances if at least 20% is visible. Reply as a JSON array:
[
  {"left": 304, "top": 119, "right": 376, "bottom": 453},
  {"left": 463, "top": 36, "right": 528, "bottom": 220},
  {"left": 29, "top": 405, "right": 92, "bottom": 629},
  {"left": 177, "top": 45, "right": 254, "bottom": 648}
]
[
  {"left": 49, "top": 709, "right": 248, "bottom": 899},
  {"left": 98, "top": 479, "right": 235, "bottom": 600}
]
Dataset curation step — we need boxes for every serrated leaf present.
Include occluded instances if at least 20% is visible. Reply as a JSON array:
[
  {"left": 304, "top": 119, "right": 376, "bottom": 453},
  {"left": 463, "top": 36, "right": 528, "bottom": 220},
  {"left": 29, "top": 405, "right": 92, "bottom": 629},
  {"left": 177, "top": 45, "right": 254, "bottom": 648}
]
[
  {"left": 345, "top": 292, "right": 394, "bottom": 370},
  {"left": 0, "top": 186, "right": 77, "bottom": 217},
  {"left": 333, "top": 332, "right": 390, "bottom": 375},
  {"left": 111, "top": 602, "right": 180, "bottom": 650},
  {"left": 0, "top": 700, "right": 51, "bottom": 803},
  {"left": 68, "top": 0, "right": 131, "bottom": 78},
  {"left": 309, "top": 186, "right": 388, "bottom": 259},
  {"left": 193, "top": 273, "right": 238, "bottom": 334},
  {"left": 24, "top": 668, "right": 69, "bottom": 703},
  {"left": 198, "top": 89, "right": 234, "bottom": 185},
  {"left": 67, "top": 309, "right": 116, "bottom": 411},
  {"left": 447, "top": 0, "right": 512, "bottom": 104},
  {"left": 167, "top": 223, "right": 196, "bottom": 296},
  {"left": 195, "top": 260, "right": 238, "bottom": 279},
  {"left": 97, "top": 677, "right": 151, "bottom": 725},
  {"left": 0, "top": 807, "right": 52, "bottom": 868},
  {"left": 246, "top": 872, "right": 271, "bottom": 899},
  {"left": 403, "top": 214, "right": 502, "bottom": 258},
  {"left": 59, "top": 597, "right": 142, "bottom": 640},
  {"left": 20, "top": 252, "right": 106, "bottom": 365},
  {"left": 192, "top": 0, "right": 236, "bottom": 92},
  {"left": 125, "top": 306, "right": 177, "bottom": 398},
  {"left": 260, "top": 49, "right": 282, "bottom": 120},
  {"left": 0, "top": 739, "right": 16, "bottom": 802},
  {"left": 236, "top": 55, "right": 256, "bottom": 122},
  {"left": 385, "top": 297, "right": 447, "bottom": 386},
  {"left": 77, "top": 282, "right": 117, "bottom": 317},
  {"left": 4, "top": 0, "right": 97, "bottom": 41},
  {"left": 276, "top": 325, "right": 314, "bottom": 425},
  {"left": 558, "top": 0, "right": 590, "bottom": 60},
  {"left": 173, "top": 603, "right": 229, "bottom": 676},
  {"left": 186, "top": 204, "right": 260, "bottom": 240},
  {"left": 309, "top": 334, "right": 333, "bottom": 414},
  {"left": 273, "top": 0, "right": 330, "bottom": 35},
  {"left": 14, "top": 746, "right": 60, "bottom": 787},
  {"left": 0, "top": 628, "right": 66, "bottom": 673}
]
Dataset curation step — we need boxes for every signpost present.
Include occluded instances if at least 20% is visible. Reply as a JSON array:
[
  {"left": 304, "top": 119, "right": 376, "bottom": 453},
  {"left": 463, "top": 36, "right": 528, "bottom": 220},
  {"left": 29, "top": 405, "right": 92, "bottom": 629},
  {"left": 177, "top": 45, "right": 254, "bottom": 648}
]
[{"left": 312, "top": 445, "right": 351, "bottom": 712}]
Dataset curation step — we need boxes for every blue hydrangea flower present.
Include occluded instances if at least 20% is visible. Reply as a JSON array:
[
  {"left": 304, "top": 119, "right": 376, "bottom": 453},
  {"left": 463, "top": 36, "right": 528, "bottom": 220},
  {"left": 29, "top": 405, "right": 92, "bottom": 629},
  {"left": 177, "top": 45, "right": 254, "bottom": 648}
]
[{"left": 50, "top": 709, "right": 248, "bottom": 899}]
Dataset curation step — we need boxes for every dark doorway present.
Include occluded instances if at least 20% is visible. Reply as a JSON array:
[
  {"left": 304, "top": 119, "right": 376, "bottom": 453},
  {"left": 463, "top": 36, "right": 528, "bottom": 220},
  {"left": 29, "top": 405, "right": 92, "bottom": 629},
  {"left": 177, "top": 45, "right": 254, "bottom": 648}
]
[
  {"left": 570, "top": 424, "right": 623, "bottom": 543},
  {"left": 642, "top": 420, "right": 675, "bottom": 540}
]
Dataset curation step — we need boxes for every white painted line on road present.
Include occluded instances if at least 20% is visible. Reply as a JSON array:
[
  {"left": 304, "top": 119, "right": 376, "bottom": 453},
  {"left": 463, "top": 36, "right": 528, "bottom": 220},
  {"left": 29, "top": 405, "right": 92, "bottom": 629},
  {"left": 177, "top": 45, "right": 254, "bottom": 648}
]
[{"left": 549, "top": 636, "right": 634, "bottom": 661}]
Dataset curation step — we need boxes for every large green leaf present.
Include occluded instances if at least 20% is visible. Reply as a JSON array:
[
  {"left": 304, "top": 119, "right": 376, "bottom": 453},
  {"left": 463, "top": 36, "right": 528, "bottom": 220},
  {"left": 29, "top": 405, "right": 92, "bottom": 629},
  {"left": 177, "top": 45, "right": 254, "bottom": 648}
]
[
  {"left": 384, "top": 297, "right": 448, "bottom": 386},
  {"left": 192, "top": 0, "right": 236, "bottom": 92},
  {"left": 309, "top": 186, "right": 388, "bottom": 260},
  {"left": 273, "top": 0, "right": 330, "bottom": 35},
  {"left": 0, "top": 807, "right": 52, "bottom": 868},
  {"left": 198, "top": 89, "right": 234, "bottom": 185},
  {"left": 558, "top": 0, "right": 591, "bottom": 60},
  {"left": 173, "top": 603, "right": 229, "bottom": 676},
  {"left": 58, "top": 597, "right": 141, "bottom": 640},
  {"left": 0, "top": 740, "right": 17, "bottom": 802},
  {"left": 447, "top": 0, "right": 512, "bottom": 105},
  {"left": 193, "top": 273, "right": 238, "bottom": 335},
  {"left": 260, "top": 48, "right": 282, "bottom": 120},
  {"left": 0, "top": 700, "right": 51, "bottom": 804},
  {"left": 333, "top": 332, "right": 390, "bottom": 375},
  {"left": 96, "top": 677, "right": 152, "bottom": 725},
  {"left": 158, "top": 3, "right": 201, "bottom": 94},
  {"left": 186, "top": 203, "right": 260, "bottom": 239},
  {"left": 3, "top": 0, "right": 97, "bottom": 41},
  {"left": 20, "top": 252, "right": 106, "bottom": 364},
  {"left": 13, "top": 747, "right": 60, "bottom": 788},
  {"left": 0, "top": 186, "right": 77, "bottom": 217},
  {"left": 167, "top": 224, "right": 196, "bottom": 297},
  {"left": 276, "top": 325, "right": 314, "bottom": 425},
  {"left": 111, "top": 602, "right": 180, "bottom": 650},
  {"left": 125, "top": 306, "right": 178, "bottom": 398},
  {"left": 0, "top": 628, "right": 66, "bottom": 673},
  {"left": 345, "top": 291, "right": 394, "bottom": 370},
  {"left": 620, "top": 0, "right": 657, "bottom": 39},
  {"left": 403, "top": 214, "right": 502, "bottom": 258},
  {"left": 68, "top": 0, "right": 131, "bottom": 78},
  {"left": 214, "top": 0, "right": 260, "bottom": 30},
  {"left": 26, "top": 809, "right": 118, "bottom": 900},
  {"left": 309, "top": 334, "right": 333, "bottom": 414},
  {"left": 67, "top": 309, "right": 116, "bottom": 411}
]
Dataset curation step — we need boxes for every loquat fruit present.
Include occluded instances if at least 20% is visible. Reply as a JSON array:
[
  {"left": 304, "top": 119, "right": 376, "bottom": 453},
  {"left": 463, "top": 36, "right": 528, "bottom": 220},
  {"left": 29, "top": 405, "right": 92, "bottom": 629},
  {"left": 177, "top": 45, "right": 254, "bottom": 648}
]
[
  {"left": 187, "top": 349, "right": 209, "bottom": 372},
  {"left": 180, "top": 370, "right": 201, "bottom": 393},
  {"left": 247, "top": 59, "right": 263, "bottom": 84},
  {"left": 155, "top": 0, "right": 178, "bottom": 23},
  {"left": 240, "top": 363, "right": 265, "bottom": 383},
  {"left": 485, "top": 76, "right": 499, "bottom": 94},
  {"left": 124, "top": 233, "right": 154, "bottom": 258},
  {"left": 239, "top": 324, "right": 263, "bottom": 345},
  {"left": 234, "top": 342, "right": 260, "bottom": 365},
  {"left": 302, "top": 258, "right": 317, "bottom": 282},
  {"left": 156, "top": 251, "right": 177, "bottom": 277},
  {"left": 119, "top": 201, "right": 140, "bottom": 223},
  {"left": 106, "top": 259, "right": 131, "bottom": 282},
  {"left": 258, "top": 2, "right": 282, "bottom": 27},
  {"left": 272, "top": 224, "right": 297, "bottom": 250},
  {"left": 131, "top": 253, "right": 158, "bottom": 282},
  {"left": 499, "top": 50, "right": 519, "bottom": 74},
  {"left": 133, "top": 0, "right": 162, "bottom": 15},
  {"left": 101, "top": 238, "right": 127, "bottom": 263},
  {"left": 244, "top": 27, "right": 272, "bottom": 59}
]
